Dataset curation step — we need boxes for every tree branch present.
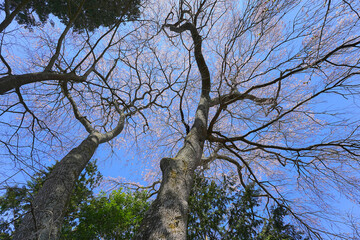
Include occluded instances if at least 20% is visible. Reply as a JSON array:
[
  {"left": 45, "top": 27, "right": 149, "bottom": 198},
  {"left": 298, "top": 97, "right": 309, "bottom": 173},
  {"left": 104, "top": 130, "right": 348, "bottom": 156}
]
[{"left": 0, "top": 72, "right": 85, "bottom": 95}]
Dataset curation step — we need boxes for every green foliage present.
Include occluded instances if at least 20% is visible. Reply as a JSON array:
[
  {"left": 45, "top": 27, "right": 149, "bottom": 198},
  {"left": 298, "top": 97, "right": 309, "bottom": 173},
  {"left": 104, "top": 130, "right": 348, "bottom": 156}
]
[
  {"left": 64, "top": 189, "right": 150, "bottom": 239},
  {"left": 1, "top": 165, "right": 308, "bottom": 239},
  {"left": 1, "top": 0, "right": 141, "bottom": 32},
  {"left": 0, "top": 160, "right": 149, "bottom": 239},
  {"left": 0, "top": 160, "right": 102, "bottom": 239},
  {"left": 187, "top": 176, "right": 229, "bottom": 239},
  {"left": 61, "top": 160, "right": 103, "bottom": 235},
  {"left": 0, "top": 186, "right": 27, "bottom": 240},
  {"left": 259, "top": 206, "right": 308, "bottom": 240},
  {"left": 188, "top": 173, "right": 309, "bottom": 240}
]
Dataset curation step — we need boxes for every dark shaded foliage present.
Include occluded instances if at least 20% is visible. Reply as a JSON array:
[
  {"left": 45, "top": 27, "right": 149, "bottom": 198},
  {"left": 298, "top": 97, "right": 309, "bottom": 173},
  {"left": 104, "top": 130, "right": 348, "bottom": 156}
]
[
  {"left": 1, "top": 0, "right": 141, "bottom": 32},
  {"left": 0, "top": 166, "right": 308, "bottom": 239},
  {"left": 188, "top": 173, "right": 309, "bottom": 240},
  {"left": 0, "top": 160, "right": 102, "bottom": 239}
]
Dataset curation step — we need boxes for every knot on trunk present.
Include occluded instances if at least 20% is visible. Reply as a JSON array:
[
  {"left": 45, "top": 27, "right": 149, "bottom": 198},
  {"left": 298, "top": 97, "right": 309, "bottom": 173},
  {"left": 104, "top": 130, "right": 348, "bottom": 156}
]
[{"left": 160, "top": 157, "right": 177, "bottom": 173}]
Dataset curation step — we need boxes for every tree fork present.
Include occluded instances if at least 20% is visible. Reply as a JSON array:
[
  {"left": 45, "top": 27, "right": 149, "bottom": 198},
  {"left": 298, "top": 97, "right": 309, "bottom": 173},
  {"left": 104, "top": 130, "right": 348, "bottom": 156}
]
[{"left": 135, "top": 4, "right": 211, "bottom": 238}]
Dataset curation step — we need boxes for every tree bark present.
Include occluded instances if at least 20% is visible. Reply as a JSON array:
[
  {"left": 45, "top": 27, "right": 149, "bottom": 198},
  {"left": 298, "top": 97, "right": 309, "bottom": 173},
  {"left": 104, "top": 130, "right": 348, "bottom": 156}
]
[
  {"left": 13, "top": 81, "right": 125, "bottom": 239},
  {"left": 135, "top": 20, "right": 211, "bottom": 240},
  {"left": 0, "top": 72, "right": 84, "bottom": 95},
  {"left": 134, "top": 97, "right": 209, "bottom": 239},
  {"left": 13, "top": 133, "right": 101, "bottom": 240}
]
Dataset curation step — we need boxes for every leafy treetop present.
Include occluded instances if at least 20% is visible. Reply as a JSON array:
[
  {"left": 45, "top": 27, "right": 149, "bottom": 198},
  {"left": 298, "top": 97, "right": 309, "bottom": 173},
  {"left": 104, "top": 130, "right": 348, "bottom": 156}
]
[
  {"left": 1, "top": 0, "right": 141, "bottom": 32},
  {"left": 0, "top": 163, "right": 309, "bottom": 239}
]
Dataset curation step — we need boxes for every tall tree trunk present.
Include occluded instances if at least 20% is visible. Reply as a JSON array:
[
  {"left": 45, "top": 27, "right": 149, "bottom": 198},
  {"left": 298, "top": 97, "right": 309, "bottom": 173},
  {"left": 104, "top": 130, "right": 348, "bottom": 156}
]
[
  {"left": 134, "top": 100, "right": 209, "bottom": 240},
  {"left": 13, "top": 133, "right": 101, "bottom": 240},
  {"left": 135, "top": 20, "right": 211, "bottom": 240},
  {"left": 13, "top": 106, "right": 125, "bottom": 240}
]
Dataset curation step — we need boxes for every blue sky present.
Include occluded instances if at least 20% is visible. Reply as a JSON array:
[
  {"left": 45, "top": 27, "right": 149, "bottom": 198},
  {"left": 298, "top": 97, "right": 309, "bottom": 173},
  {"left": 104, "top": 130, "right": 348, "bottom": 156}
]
[{"left": 1, "top": 1, "right": 360, "bottom": 238}]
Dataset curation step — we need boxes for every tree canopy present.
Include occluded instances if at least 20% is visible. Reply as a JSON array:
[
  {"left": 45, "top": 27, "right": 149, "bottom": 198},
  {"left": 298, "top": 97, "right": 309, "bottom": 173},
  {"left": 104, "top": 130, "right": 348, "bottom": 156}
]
[
  {"left": 1, "top": 0, "right": 360, "bottom": 239},
  {"left": 1, "top": 0, "right": 141, "bottom": 32}
]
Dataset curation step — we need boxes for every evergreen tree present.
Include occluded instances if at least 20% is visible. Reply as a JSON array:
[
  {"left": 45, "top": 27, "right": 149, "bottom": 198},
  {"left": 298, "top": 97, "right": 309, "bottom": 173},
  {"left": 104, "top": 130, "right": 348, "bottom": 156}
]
[
  {"left": 0, "top": 160, "right": 102, "bottom": 239},
  {"left": 1, "top": 166, "right": 309, "bottom": 239},
  {"left": 1, "top": 0, "right": 141, "bottom": 32},
  {"left": 188, "top": 174, "right": 309, "bottom": 240}
]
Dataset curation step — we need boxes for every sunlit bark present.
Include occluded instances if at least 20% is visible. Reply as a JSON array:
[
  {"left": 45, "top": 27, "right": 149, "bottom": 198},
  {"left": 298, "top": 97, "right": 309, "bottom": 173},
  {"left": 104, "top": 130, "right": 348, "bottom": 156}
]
[
  {"left": 13, "top": 105, "right": 125, "bottom": 239},
  {"left": 13, "top": 133, "right": 101, "bottom": 240},
  {"left": 135, "top": 7, "right": 211, "bottom": 239}
]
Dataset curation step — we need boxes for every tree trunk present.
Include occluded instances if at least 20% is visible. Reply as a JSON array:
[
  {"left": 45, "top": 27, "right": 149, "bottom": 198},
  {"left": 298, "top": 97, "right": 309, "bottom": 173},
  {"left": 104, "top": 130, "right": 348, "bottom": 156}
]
[
  {"left": 13, "top": 97, "right": 125, "bottom": 239},
  {"left": 134, "top": 116, "right": 208, "bottom": 240},
  {"left": 135, "top": 19, "right": 211, "bottom": 239},
  {"left": 13, "top": 133, "right": 101, "bottom": 240}
]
